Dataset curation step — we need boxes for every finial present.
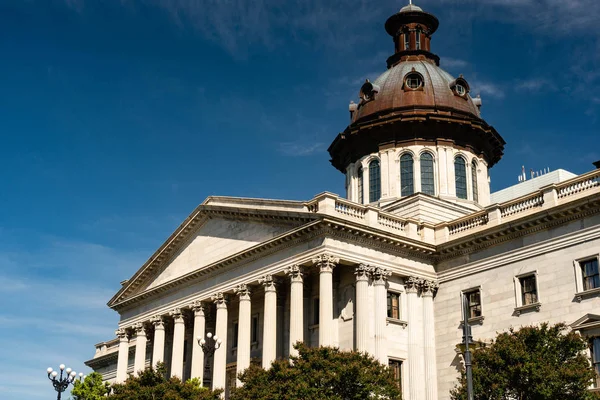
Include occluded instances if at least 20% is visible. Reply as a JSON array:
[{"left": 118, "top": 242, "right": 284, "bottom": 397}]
[{"left": 409, "top": 0, "right": 412, "bottom": 4}]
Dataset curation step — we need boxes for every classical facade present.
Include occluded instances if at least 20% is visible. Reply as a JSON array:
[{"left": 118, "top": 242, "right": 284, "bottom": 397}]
[{"left": 86, "top": 2, "right": 600, "bottom": 399}]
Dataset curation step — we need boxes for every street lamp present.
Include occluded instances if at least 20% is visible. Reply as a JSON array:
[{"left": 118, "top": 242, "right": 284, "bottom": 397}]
[
  {"left": 197, "top": 332, "right": 222, "bottom": 388},
  {"left": 46, "top": 364, "right": 84, "bottom": 400}
]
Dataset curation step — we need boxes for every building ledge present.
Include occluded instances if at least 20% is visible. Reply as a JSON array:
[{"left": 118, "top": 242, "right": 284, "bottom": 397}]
[
  {"left": 386, "top": 318, "right": 408, "bottom": 328},
  {"left": 514, "top": 302, "right": 541, "bottom": 316},
  {"left": 575, "top": 287, "right": 600, "bottom": 302}
]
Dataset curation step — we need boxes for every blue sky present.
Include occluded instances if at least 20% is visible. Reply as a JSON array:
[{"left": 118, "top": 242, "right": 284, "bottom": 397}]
[{"left": 0, "top": 0, "right": 599, "bottom": 398}]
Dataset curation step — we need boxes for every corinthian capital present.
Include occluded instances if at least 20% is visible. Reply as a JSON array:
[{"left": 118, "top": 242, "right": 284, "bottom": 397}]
[
  {"left": 170, "top": 308, "right": 185, "bottom": 322},
  {"left": 132, "top": 323, "right": 147, "bottom": 336},
  {"left": 284, "top": 264, "right": 304, "bottom": 281},
  {"left": 355, "top": 264, "right": 371, "bottom": 281},
  {"left": 189, "top": 300, "right": 205, "bottom": 314},
  {"left": 115, "top": 328, "right": 128, "bottom": 339},
  {"left": 312, "top": 253, "right": 340, "bottom": 273},
  {"left": 259, "top": 275, "right": 278, "bottom": 292},
  {"left": 405, "top": 276, "right": 422, "bottom": 293},
  {"left": 211, "top": 292, "right": 228, "bottom": 308},
  {"left": 234, "top": 284, "right": 251, "bottom": 300},
  {"left": 371, "top": 266, "right": 391, "bottom": 285},
  {"left": 421, "top": 280, "right": 439, "bottom": 296},
  {"left": 150, "top": 315, "right": 165, "bottom": 329}
]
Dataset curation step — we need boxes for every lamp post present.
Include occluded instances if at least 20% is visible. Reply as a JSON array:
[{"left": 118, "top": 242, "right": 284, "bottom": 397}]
[
  {"left": 46, "top": 364, "right": 84, "bottom": 400},
  {"left": 197, "top": 332, "right": 222, "bottom": 388}
]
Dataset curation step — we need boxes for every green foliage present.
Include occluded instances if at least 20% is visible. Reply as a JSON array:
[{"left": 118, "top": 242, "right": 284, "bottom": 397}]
[
  {"left": 71, "top": 372, "right": 110, "bottom": 400},
  {"left": 230, "top": 342, "right": 402, "bottom": 400},
  {"left": 108, "top": 363, "right": 222, "bottom": 400},
  {"left": 451, "top": 323, "right": 600, "bottom": 400}
]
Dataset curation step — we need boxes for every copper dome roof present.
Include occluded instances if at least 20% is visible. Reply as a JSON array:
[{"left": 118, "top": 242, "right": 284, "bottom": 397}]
[{"left": 353, "top": 60, "right": 481, "bottom": 124}]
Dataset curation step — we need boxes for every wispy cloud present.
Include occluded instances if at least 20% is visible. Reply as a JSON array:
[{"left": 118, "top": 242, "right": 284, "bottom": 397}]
[
  {"left": 278, "top": 141, "right": 326, "bottom": 156},
  {"left": 440, "top": 57, "right": 469, "bottom": 69},
  {"left": 515, "top": 78, "right": 557, "bottom": 92},
  {"left": 470, "top": 80, "right": 505, "bottom": 99}
]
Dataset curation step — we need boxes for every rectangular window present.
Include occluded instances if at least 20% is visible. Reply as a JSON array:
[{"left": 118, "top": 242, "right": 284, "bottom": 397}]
[
  {"left": 251, "top": 315, "right": 259, "bottom": 343},
  {"left": 389, "top": 359, "right": 402, "bottom": 390},
  {"left": 313, "top": 297, "right": 320, "bottom": 325},
  {"left": 592, "top": 337, "right": 600, "bottom": 388},
  {"left": 387, "top": 292, "right": 400, "bottom": 319},
  {"left": 415, "top": 30, "right": 421, "bottom": 50},
  {"left": 582, "top": 258, "right": 600, "bottom": 291},
  {"left": 464, "top": 289, "right": 482, "bottom": 319},
  {"left": 520, "top": 275, "right": 538, "bottom": 305},
  {"left": 404, "top": 33, "right": 409, "bottom": 50}
]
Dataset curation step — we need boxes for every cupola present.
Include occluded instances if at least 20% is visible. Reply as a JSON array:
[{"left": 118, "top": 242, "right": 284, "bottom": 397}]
[{"left": 328, "top": 2, "right": 506, "bottom": 213}]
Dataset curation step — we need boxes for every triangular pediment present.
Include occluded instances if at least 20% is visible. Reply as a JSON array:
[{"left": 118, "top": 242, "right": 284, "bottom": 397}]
[
  {"left": 380, "top": 193, "right": 482, "bottom": 224},
  {"left": 570, "top": 314, "right": 600, "bottom": 330},
  {"left": 109, "top": 197, "right": 316, "bottom": 307}
]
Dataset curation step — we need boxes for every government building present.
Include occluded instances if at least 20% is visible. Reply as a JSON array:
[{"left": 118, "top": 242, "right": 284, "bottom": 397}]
[{"left": 86, "top": 2, "right": 600, "bottom": 399}]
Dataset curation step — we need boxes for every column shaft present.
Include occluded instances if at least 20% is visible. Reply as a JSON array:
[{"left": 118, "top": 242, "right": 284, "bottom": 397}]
[
  {"left": 190, "top": 303, "right": 206, "bottom": 382},
  {"left": 406, "top": 277, "right": 424, "bottom": 400},
  {"left": 133, "top": 324, "right": 147, "bottom": 375},
  {"left": 151, "top": 316, "right": 165, "bottom": 368},
  {"left": 313, "top": 254, "right": 339, "bottom": 347},
  {"left": 170, "top": 309, "right": 186, "bottom": 378},
  {"left": 260, "top": 275, "right": 277, "bottom": 368},
  {"left": 286, "top": 265, "right": 304, "bottom": 357},
  {"left": 423, "top": 282, "right": 439, "bottom": 400},
  {"left": 115, "top": 329, "right": 129, "bottom": 383},
  {"left": 355, "top": 265, "right": 370, "bottom": 353},
  {"left": 235, "top": 285, "right": 252, "bottom": 386},
  {"left": 373, "top": 267, "right": 390, "bottom": 364},
  {"left": 212, "top": 293, "right": 228, "bottom": 391}
]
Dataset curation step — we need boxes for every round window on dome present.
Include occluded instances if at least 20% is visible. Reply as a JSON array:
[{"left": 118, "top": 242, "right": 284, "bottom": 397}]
[
  {"left": 455, "top": 84, "right": 466, "bottom": 96},
  {"left": 405, "top": 73, "right": 423, "bottom": 90}
]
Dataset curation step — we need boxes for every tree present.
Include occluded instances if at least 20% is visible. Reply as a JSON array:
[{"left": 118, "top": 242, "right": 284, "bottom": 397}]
[
  {"left": 71, "top": 372, "right": 110, "bottom": 400},
  {"left": 108, "top": 363, "right": 222, "bottom": 400},
  {"left": 451, "top": 323, "right": 600, "bottom": 400},
  {"left": 230, "top": 343, "right": 402, "bottom": 400}
]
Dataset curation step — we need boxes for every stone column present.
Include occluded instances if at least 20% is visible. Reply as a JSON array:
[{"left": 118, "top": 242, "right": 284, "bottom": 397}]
[
  {"left": 190, "top": 301, "right": 206, "bottom": 381},
  {"left": 406, "top": 276, "right": 424, "bottom": 400},
  {"left": 259, "top": 275, "right": 277, "bottom": 368},
  {"left": 170, "top": 308, "right": 186, "bottom": 378},
  {"left": 312, "top": 254, "right": 339, "bottom": 347},
  {"left": 235, "top": 284, "right": 252, "bottom": 386},
  {"left": 285, "top": 265, "right": 304, "bottom": 357},
  {"left": 422, "top": 280, "right": 439, "bottom": 400},
  {"left": 115, "top": 328, "right": 130, "bottom": 383},
  {"left": 151, "top": 315, "right": 165, "bottom": 368},
  {"left": 133, "top": 323, "right": 147, "bottom": 375},
  {"left": 354, "top": 264, "right": 370, "bottom": 353},
  {"left": 372, "top": 267, "right": 391, "bottom": 364},
  {"left": 212, "top": 293, "right": 228, "bottom": 391}
]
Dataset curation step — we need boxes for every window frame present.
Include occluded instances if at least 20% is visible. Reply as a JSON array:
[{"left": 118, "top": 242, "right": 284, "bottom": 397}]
[
  {"left": 387, "top": 291, "right": 401, "bottom": 320},
  {"left": 574, "top": 255, "right": 600, "bottom": 301},
  {"left": 454, "top": 155, "right": 468, "bottom": 200},
  {"left": 513, "top": 271, "right": 541, "bottom": 315},
  {"left": 420, "top": 152, "right": 435, "bottom": 196},
  {"left": 232, "top": 320, "right": 239, "bottom": 350},
  {"left": 592, "top": 337, "right": 600, "bottom": 389},
  {"left": 471, "top": 159, "right": 479, "bottom": 203},
  {"left": 251, "top": 313, "right": 260, "bottom": 345},
  {"left": 400, "top": 153, "right": 415, "bottom": 197},
  {"left": 461, "top": 287, "right": 484, "bottom": 324},
  {"left": 388, "top": 358, "right": 404, "bottom": 391},
  {"left": 357, "top": 166, "right": 364, "bottom": 204},
  {"left": 415, "top": 28, "right": 421, "bottom": 50},
  {"left": 369, "top": 159, "right": 381, "bottom": 203}
]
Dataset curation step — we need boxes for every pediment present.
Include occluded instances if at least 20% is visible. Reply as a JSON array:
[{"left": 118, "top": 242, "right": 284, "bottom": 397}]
[
  {"left": 109, "top": 198, "right": 315, "bottom": 307},
  {"left": 380, "top": 193, "right": 481, "bottom": 224},
  {"left": 570, "top": 314, "right": 600, "bottom": 330}
]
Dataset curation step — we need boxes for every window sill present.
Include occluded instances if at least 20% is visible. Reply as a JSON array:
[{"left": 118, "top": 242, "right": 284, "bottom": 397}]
[
  {"left": 575, "top": 287, "right": 600, "bottom": 302},
  {"left": 386, "top": 318, "right": 408, "bottom": 329},
  {"left": 460, "top": 316, "right": 485, "bottom": 326},
  {"left": 514, "top": 303, "right": 541, "bottom": 316}
]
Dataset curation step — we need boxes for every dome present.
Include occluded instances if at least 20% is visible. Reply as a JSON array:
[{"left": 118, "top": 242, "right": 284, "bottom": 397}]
[{"left": 354, "top": 60, "right": 481, "bottom": 123}]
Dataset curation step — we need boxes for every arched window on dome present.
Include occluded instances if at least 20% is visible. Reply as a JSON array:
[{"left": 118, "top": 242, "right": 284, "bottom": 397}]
[
  {"left": 404, "top": 32, "right": 409, "bottom": 50},
  {"left": 420, "top": 153, "right": 435, "bottom": 196},
  {"left": 400, "top": 153, "right": 414, "bottom": 196},
  {"left": 455, "top": 156, "right": 468, "bottom": 200},
  {"left": 357, "top": 167, "right": 364, "bottom": 204},
  {"left": 471, "top": 160, "right": 479, "bottom": 203},
  {"left": 369, "top": 160, "right": 381, "bottom": 203}
]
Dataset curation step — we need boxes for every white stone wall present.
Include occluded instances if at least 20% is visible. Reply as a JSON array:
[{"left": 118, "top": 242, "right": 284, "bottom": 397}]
[{"left": 435, "top": 222, "right": 600, "bottom": 399}]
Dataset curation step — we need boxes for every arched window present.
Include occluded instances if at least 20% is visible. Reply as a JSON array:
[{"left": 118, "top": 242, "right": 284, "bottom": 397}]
[
  {"left": 369, "top": 160, "right": 381, "bottom": 203},
  {"left": 400, "top": 154, "right": 414, "bottom": 196},
  {"left": 455, "top": 156, "right": 468, "bottom": 199},
  {"left": 357, "top": 167, "right": 364, "bottom": 204},
  {"left": 404, "top": 32, "right": 409, "bottom": 50},
  {"left": 471, "top": 160, "right": 479, "bottom": 202},
  {"left": 420, "top": 153, "right": 435, "bottom": 196},
  {"left": 415, "top": 28, "right": 421, "bottom": 50}
]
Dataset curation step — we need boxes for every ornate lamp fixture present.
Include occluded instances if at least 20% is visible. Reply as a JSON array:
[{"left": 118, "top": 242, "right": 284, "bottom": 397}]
[
  {"left": 46, "top": 364, "right": 84, "bottom": 400},
  {"left": 197, "top": 332, "right": 222, "bottom": 358}
]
